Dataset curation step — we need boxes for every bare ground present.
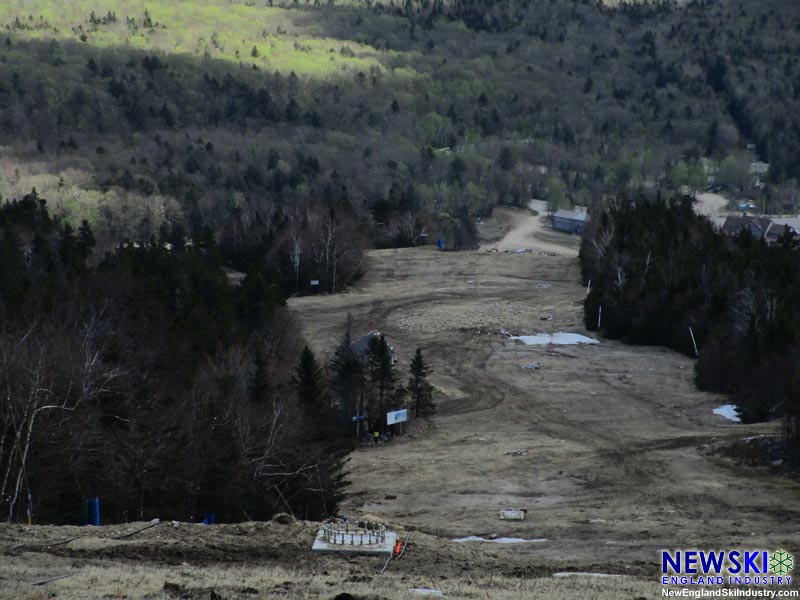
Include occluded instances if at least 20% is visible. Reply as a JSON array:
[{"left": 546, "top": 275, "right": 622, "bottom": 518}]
[
  {"left": 3, "top": 209, "right": 799, "bottom": 599},
  {"left": 694, "top": 193, "right": 732, "bottom": 218},
  {"left": 478, "top": 203, "right": 581, "bottom": 255},
  {"left": 0, "top": 519, "right": 664, "bottom": 599},
  {"left": 290, "top": 209, "right": 800, "bottom": 587}
]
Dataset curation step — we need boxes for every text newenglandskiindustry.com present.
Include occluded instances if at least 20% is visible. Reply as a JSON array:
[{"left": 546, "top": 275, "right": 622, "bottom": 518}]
[{"left": 662, "top": 590, "right": 800, "bottom": 598}]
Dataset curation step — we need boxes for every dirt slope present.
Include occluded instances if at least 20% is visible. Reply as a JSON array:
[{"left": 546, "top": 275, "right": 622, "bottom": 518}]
[
  {"left": 290, "top": 210, "right": 800, "bottom": 574},
  {"left": 0, "top": 518, "right": 663, "bottom": 599},
  {"left": 3, "top": 208, "right": 799, "bottom": 599}
]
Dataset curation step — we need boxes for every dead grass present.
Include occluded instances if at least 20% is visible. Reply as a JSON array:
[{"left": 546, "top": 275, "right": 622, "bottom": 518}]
[{"left": 0, "top": 550, "right": 661, "bottom": 600}]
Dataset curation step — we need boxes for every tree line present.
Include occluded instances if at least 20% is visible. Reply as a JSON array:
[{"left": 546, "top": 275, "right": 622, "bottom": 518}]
[
  {"left": 0, "top": 191, "right": 435, "bottom": 524},
  {"left": 581, "top": 194, "right": 800, "bottom": 463},
  {"left": 4, "top": 0, "right": 800, "bottom": 278}
]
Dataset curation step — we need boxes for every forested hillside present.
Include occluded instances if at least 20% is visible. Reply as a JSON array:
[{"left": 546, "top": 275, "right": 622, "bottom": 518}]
[
  {"left": 0, "top": 191, "right": 359, "bottom": 524},
  {"left": 1, "top": 0, "right": 800, "bottom": 278},
  {"left": 581, "top": 196, "right": 800, "bottom": 461},
  {"left": 3, "top": 0, "right": 800, "bottom": 522}
]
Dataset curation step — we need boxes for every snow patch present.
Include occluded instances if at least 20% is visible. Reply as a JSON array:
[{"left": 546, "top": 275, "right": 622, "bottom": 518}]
[
  {"left": 453, "top": 536, "right": 548, "bottom": 544},
  {"left": 410, "top": 589, "right": 445, "bottom": 597},
  {"left": 713, "top": 404, "right": 741, "bottom": 422},
  {"left": 511, "top": 333, "right": 598, "bottom": 346}
]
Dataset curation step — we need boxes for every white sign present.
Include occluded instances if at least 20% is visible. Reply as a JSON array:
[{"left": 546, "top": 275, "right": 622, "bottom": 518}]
[
  {"left": 386, "top": 409, "right": 408, "bottom": 426},
  {"left": 310, "top": 280, "right": 320, "bottom": 286}
]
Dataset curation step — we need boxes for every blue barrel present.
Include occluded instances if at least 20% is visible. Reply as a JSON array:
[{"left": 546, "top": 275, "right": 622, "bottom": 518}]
[
  {"left": 202, "top": 512, "right": 215, "bottom": 525},
  {"left": 86, "top": 497, "right": 100, "bottom": 526}
]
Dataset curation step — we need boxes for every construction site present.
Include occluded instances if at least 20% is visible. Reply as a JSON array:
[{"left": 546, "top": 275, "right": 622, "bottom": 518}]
[{"left": 2, "top": 204, "right": 799, "bottom": 599}]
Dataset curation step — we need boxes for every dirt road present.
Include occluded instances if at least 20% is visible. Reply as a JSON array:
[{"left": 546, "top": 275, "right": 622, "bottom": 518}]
[
  {"left": 478, "top": 201, "right": 581, "bottom": 256},
  {"left": 290, "top": 208, "right": 800, "bottom": 574}
]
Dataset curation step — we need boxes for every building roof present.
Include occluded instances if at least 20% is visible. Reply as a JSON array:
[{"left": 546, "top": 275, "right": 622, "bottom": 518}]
[
  {"left": 770, "top": 217, "right": 800, "bottom": 230},
  {"left": 721, "top": 215, "right": 796, "bottom": 243},
  {"left": 722, "top": 215, "right": 771, "bottom": 236},
  {"left": 553, "top": 208, "right": 589, "bottom": 222},
  {"left": 351, "top": 330, "right": 396, "bottom": 361},
  {"left": 765, "top": 223, "right": 795, "bottom": 241}
]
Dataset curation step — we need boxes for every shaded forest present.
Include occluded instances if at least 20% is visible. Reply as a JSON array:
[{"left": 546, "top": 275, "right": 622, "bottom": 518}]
[
  {"left": 0, "top": 192, "right": 435, "bottom": 524},
  {"left": 0, "top": 192, "right": 354, "bottom": 523}
]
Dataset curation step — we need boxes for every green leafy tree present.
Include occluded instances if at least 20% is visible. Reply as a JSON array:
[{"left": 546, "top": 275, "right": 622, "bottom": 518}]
[
  {"left": 718, "top": 154, "right": 752, "bottom": 195},
  {"left": 546, "top": 176, "right": 566, "bottom": 211}
]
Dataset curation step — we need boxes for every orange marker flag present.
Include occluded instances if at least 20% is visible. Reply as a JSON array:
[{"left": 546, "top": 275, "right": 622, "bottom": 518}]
[{"left": 395, "top": 539, "right": 403, "bottom": 556}]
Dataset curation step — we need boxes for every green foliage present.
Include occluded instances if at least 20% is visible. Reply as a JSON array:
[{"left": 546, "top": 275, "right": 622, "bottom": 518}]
[{"left": 718, "top": 154, "right": 753, "bottom": 195}]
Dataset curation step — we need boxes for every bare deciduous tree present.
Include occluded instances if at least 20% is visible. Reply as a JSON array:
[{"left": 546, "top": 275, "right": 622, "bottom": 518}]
[{"left": 0, "top": 314, "right": 124, "bottom": 523}]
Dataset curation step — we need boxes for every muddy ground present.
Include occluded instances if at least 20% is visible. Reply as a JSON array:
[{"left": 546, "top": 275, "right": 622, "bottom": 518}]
[
  {"left": 2, "top": 207, "right": 798, "bottom": 599},
  {"left": 291, "top": 206, "right": 800, "bottom": 573}
]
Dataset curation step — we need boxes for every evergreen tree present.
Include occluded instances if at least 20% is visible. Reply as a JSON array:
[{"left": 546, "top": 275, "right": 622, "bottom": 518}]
[
  {"left": 58, "top": 223, "right": 82, "bottom": 271},
  {"left": 0, "top": 231, "right": 30, "bottom": 309},
  {"left": 498, "top": 146, "right": 515, "bottom": 171},
  {"left": 288, "top": 345, "right": 350, "bottom": 519},
  {"left": 250, "top": 347, "right": 271, "bottom": 404},
  {"left": 293, "top": 346, "right": 324, "bottom": 406},
  {"left": 239, "top": 267, "right": 283, "bottom": 327},
  {"left": 329, "top": 314, "right": 362, "bottom": 435},
  {"left": 77, "top": 219, "right": 95, "bottom": 261},
  {"left": 408, "top": 348, "right": 436, "bottom": 418},
  {"left": 365, "top": 334, "right": 398, "bottom": 433},
  {"left": 292, "top": 345, "right": 335, "bottom": 440}
]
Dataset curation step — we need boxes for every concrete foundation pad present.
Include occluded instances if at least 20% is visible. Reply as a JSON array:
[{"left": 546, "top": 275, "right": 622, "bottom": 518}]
[{"left": 311, "top": 530, "right": 397, "bottom": 556}]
